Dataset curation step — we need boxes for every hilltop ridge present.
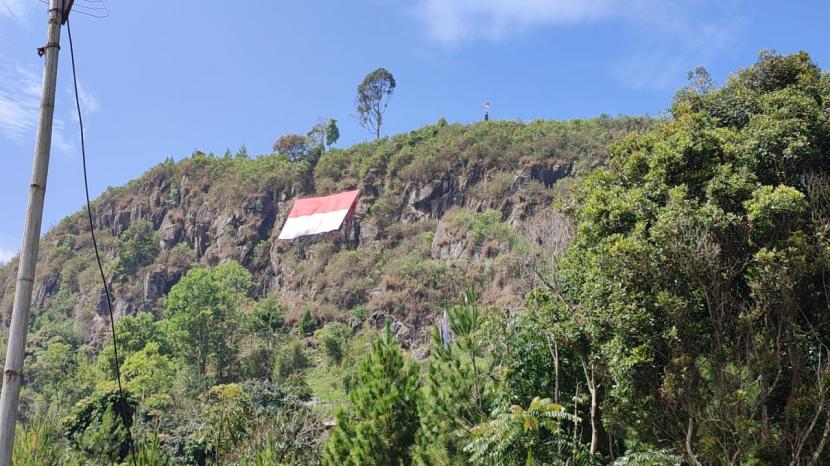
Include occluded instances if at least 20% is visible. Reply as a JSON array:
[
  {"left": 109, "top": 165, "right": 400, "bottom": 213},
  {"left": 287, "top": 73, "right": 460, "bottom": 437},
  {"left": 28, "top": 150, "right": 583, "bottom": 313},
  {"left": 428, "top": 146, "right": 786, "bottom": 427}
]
[{"left": 0, "top": 116, "right": 651, "bottom": 347}]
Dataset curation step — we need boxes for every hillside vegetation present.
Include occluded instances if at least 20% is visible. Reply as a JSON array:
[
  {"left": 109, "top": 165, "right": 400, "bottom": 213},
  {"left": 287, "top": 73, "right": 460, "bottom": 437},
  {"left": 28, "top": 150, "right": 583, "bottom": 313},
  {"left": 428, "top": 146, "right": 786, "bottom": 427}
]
[
  {"left": 1, "top": 115, "right": 648, "bottom": 341},
  {"left": 2, "top": 51, "right": 830, "bottom": 465},
  {"left": 0, "top": 112, "right": 648, "bottom": 463}
]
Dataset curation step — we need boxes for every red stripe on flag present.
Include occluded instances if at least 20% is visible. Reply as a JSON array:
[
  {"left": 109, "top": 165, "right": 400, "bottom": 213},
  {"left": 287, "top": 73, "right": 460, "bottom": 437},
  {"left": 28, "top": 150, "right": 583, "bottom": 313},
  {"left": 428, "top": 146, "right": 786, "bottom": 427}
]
[{"left": 287, "top": 189, "right": 360, "bottom": 218}]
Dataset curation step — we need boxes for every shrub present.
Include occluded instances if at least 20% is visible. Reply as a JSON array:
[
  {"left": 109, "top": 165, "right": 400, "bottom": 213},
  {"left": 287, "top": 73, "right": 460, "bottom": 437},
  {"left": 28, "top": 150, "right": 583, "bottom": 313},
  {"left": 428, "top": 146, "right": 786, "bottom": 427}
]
[
  {"left": 299, "top": 308, "right": 316, "bottom": 336},
  {"left": 323, "top": 326, "right": 420, "bottom": 465},
  {"left": 61, "top": 386, "right": 137, "bottom": 463},
  {"left": 246, "top": 296, "right": 285, "bottom": 338},
  {"left": 114, "top": 220, "right": 160, "bottom": 277},
  {"left": 350, "top": 304, "right": 370, "bottom": 322},
  {"left": 12, "top": 422, "right": 65, "bottom": 466},
  {"left": 200, "top": 383, "right": 251, "bottom": 461},
  {"left": 132, "top": 433, "right": 174, "bottom": 466},
  {"left": 274, "top": 339, "right": 308, "bottom": 382},
  {"left": 161, "top": 242, "right": 196, "bottom": 269},
  {"left": 315, "top": 323, "right": 352, "bottom": 364},
  {"left": 121, "top": 342, "right": 175, "bottom": 400}
]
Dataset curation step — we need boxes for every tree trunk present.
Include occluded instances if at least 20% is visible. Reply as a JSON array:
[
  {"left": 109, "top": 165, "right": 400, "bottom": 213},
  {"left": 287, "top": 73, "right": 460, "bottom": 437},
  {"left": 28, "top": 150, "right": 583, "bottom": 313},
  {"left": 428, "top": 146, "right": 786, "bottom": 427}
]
[
  {"left": 573, "top": 382, "right": 580, "bottom": 445},
  {"left": 589, "top": 375, "right": 598, "bottom": 455},
  {"left": 686, "top": 416, "right": 703, "bottom": 466},
  {"left": 545, "top": 334, "right": 560, "bottom": 404},
  {"left": 808, "top": 413, "right": 830, "bottom": 466},
  {"left": 579, "top": 354, "right": 599, "bottom": 455}
]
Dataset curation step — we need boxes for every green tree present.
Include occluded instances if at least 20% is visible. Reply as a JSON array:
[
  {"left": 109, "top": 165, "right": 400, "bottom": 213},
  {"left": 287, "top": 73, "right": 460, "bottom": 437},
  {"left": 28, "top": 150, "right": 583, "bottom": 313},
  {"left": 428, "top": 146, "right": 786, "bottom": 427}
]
[
  {"left": 273, "top": 338, "right": 309, "bottom": 382},
  {"left": 356, "top": 67, "right": 395, "bottom": 140},
  {"left": 114, "top": 312, "right": 174, "bottom": 355},
  {"left": 315, "top": 322, "right": 352, "bottom": 364},
  {"left": 201, "top": 383, "right": 250, "bottom": 463},
  {"left": 308, "top": 118, "right": 340, "bottom": 154},
  {"left": 76, "top": 407, "right": 129, "bottom": 465},
  {"left": 326, "top": 118, "right": 340, "bottom": 147},
  {"left": 114, "top": 220, "right": 160, "bottom": 276},
  {"left": 464, "top": 397, "right": 593, "bottom": 466},
  {"left": 273, "top": 133, "right": 311, "bottom": 161},
  {"left": 235, "top": 387, "right": 325, "bottom": 465},
  {"left": 323, "top": 324, "right": 420, "bottom": 465},
  {"left": 121, "top": 342, "right": 175, "bottom": 400},
  {"left": 98, "top": 312, "right": 176, "bottom": 379},
  {"left": 13, "top": 422, "right": 65, "bottom": 466},
  {"left": 61, "top": 386, "right": 137, "bottom": 463},
  {"left": 299, "top": 308, "right": 316, "bottom": 336},
  {"left": 28, "top": 341, "right": 78, "bottom": 400},
  {"left": 245, "top": 296, "right": 285, "bottom": 339},
  {"left": 414, "top": 290, "right": 499, "bottom": 464},
  {"left": 550, "top": 51, "right": 830, "bottom": 464},
  {"left": 132, "top": 434, "right": 174, "bottom": 466},
  {"left": 164, "top": 261, "right": 252, "bottom": 381}
]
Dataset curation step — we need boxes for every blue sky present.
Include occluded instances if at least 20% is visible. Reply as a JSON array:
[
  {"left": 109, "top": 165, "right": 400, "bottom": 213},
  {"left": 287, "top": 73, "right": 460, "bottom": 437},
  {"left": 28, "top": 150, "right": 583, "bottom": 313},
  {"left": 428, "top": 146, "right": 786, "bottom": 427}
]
[{"left": 0, "top": 0, "right": 828, "bottom": 262}]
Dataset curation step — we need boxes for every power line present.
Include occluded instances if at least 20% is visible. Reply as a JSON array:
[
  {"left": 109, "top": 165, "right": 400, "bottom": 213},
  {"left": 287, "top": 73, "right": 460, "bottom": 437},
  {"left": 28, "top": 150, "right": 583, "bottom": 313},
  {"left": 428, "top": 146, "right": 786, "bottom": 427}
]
[
  {"left": 65, "top": 18, "right": 136, "bottom": 463},
  {"left": 39, "top": 0, "right": 110, "bottom": 18}
]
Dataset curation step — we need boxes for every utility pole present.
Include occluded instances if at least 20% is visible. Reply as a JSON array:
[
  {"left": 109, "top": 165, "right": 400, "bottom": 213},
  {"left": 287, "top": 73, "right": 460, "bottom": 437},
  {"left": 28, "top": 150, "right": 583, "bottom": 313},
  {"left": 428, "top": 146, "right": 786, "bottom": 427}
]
[{"left": 0, "top": 0, "right": 72, "bottom": 462}]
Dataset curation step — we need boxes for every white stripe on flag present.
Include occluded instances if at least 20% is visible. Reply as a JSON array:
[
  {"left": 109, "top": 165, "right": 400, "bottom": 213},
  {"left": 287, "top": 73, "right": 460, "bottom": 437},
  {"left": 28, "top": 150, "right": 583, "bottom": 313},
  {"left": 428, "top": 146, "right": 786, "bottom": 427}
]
[{"left": 277, "top": 208, "right": 352, "bottom": 240}]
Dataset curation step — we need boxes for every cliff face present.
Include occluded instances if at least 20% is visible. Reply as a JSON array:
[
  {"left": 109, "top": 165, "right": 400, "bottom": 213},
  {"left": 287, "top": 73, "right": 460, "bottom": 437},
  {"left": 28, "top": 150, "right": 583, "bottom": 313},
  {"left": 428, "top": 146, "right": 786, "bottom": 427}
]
[{"left": 0, "top": 117, "right": 651, "bottom": 348}]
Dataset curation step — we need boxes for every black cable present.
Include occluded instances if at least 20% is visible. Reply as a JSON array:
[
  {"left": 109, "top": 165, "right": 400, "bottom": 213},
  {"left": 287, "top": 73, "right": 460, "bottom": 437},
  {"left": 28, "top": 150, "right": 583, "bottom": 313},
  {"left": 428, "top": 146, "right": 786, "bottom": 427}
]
[{"left": 66, "top": 18, "right": 137, "bottom": 463}]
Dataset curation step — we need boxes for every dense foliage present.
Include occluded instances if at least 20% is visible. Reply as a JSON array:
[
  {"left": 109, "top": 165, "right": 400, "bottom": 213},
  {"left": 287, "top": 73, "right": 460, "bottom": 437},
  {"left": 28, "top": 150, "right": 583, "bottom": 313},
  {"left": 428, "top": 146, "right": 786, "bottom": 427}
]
[
  {"left": 323, "top": 323, "right": 420, "bottom": 465},
  {"left": 545, "top": 51, "right": 830, "bottom": 464}
]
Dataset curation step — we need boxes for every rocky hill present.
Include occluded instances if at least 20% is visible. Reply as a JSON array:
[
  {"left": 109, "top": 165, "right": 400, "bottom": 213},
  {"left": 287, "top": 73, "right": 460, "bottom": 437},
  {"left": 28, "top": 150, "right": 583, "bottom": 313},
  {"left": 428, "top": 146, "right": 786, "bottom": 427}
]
[{"left": 0, "top": 117, "right": 650, "bottom": 349}]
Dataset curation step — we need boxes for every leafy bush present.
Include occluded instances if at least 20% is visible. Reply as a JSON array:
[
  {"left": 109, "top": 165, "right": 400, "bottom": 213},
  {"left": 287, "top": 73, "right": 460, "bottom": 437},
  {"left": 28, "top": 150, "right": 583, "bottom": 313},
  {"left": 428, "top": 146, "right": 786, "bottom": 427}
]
[
  {"left": 299, "top": 308, "right": 316, "bottom": 336},
  {"left": 550, "top": 51, "right": 830, "bottom": 464},
  {"left": 371, "top": 249, "right": 462, "bottom": 318},
  {"left": 471, "top": 171, "right": 515, "bottom": 201},
  {"left": 350, "top": 304, "right": 369, "bottom": 322},
  {"left": 164, "top": 261, "right": 252, "bottom": 381},
  {"left": 121, "top": 342, "right": 175, "bottom": 400},
  {"left": 13, "top": 422, "right": 65, "bottom": 466},
  {"left": 114, "top": 220, "right": 160, "bottom": 277},
  {"left": 464, "top": 397, "right": 593, "bottom": 466},
  {"left": 315, "top": 322, "right": 352, "bottom": 364},
  {"left": 200, "top": 383, "right": 250, "bottom": 461},
  {"left": 273, "top": 339, "right": 308, "bottom": 382},
  {"left": 745, "top": 184, "right": 807, "bottom": 243},
  {"left": 132, "top": 433, "right": 174, "bottom": 466},
  {"left": 61, "top": 387, "right": 137, "bottom": 463},
  {"left": 160, "top": 242, "right": 196, "bottom": 268},
  {"left": 245, "top": 296, "right": 285, "bottom": 338},
  {"left": 323, "top": 326, "right": 420, "bottom": 465},
  {"left": 233, "top": 385, "right": 325, "bottom": 465}
]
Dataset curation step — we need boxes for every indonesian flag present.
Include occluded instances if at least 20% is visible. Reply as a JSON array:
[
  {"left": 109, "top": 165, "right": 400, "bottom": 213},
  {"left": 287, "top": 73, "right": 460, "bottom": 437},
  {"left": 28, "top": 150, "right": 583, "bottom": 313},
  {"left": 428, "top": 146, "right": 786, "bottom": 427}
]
[{"left": 277, "top": 189, "right": 360, "bottom": 240}]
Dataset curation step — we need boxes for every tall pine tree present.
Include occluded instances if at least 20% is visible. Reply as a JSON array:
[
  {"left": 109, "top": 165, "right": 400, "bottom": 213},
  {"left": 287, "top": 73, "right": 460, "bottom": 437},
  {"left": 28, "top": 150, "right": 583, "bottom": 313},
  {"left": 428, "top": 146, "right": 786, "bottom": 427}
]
[
  {"left": 323, "top": 323, "right": 420, "bottom": 465},
  {"left": 414, "top": 290, "right": 497, "bottom": 464}
]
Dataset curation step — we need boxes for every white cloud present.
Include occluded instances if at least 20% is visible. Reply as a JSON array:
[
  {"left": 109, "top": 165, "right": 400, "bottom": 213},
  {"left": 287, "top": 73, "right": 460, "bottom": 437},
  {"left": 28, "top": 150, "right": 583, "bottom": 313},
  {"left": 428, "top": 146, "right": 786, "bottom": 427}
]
[
  {"left": 0, "top": 58, "right": 99, "bottom": 153},
  {"left": 69, "top": 81, "right": 100, "bottom": 117},
  {"left": 0, "top": 0, "right": 32, "bottom": 22},
  {"left": 64, "top": 82, "right": 99, "bottom": 148},
  {"left": 610, "top": 7, "right": 745, "bottom": 90},
  {"left": 0, "top": 247, "right": 15, "bottom": 264},
  {"left": 0, "top": 62, "right": 41, "bottom": 141},
  {"left": 51, "top": 118, "right": 73, "bottom": 153},
  {"left": 413, "top": 0, "right": 746, "bottom": 89},
  {"left": 77, "top": 82, "right": 99, "bottom": 115},
  {"left": 0, "top": 233, "right": 17, "bottom": 264},
  {"left": 416, "top": 0, "right": 617, "bottom": 44}
]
